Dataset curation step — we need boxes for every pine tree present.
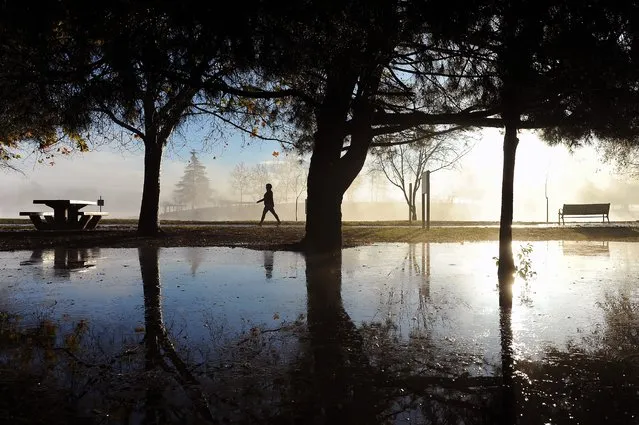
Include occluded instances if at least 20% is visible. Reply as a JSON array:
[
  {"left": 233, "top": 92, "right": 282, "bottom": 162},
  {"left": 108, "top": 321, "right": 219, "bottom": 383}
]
[{"left": 173, "top": 151, "right": 214, "bottom": 210}]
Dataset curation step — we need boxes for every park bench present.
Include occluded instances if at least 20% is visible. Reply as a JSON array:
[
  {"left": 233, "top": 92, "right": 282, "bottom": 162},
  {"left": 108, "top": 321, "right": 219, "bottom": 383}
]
[
  {"left": 558, "top": 203, "right": 610, "bottom": 225},
  {"left": 20, "top": 198, "right": 108, "bottom": 230}
]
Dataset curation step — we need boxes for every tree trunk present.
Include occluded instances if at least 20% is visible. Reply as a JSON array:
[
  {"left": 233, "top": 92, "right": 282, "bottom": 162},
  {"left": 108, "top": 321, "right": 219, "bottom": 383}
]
[
  {"left": 301, "top": 64, "right": 380, "bottom": 253},
  {"left": 497, "top": 123, "right": 519, "bottom": 307},
  {"left": 304, "top": 159, "right": 346, "bottom": 253},
  {"left": 138, "top": 141, "right": 164, "bottom": 235},
  {"left": 301, "top": 72, "right": 359, "bottom": 253},
  {"left": 304, "top": 136, "right": 372, "bottom": 253}
]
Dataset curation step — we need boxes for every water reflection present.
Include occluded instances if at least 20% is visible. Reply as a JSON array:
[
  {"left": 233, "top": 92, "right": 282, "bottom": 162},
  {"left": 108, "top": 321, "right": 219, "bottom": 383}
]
[
  {"left": 138, "top": 247, "right": 214, "bottom": 423},
  {"left": 303, "top": 250, "right": 502, "bottom": 424},
  {"left": 499, "top": 308, "right": 516, "bottom": 425},
  {"left": 263, "top": 250, "right": 274, "bottom": 279},
  {"left": 184, "top": 246, "right": 203, "bottom": 276},
  {"left": 19, "top": 247, "right": 100, "bottom": 277},
  {"left": 561, "top": 240, "right": 610, "bottom": 257},
  {"left": 1, "top": 242, "right": 639, "bottom": 424},
  {"left": 304, "top": 251, "right": 379, "bottom": 423}
]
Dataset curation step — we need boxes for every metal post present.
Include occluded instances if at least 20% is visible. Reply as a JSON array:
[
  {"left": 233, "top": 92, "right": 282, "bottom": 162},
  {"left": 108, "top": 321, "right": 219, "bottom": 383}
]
[
  {"left": 546, "top": 197, "right": 549, "bottom": 223},
  {"left": 426, "top": 171, "right": 431, "bottom": 230},
  {"left": 409, "top": 183, "right": 413, "bottom": 223},
  {"left": 421, "top": 192, "right": 425, "bottom": 229},
  {"left": 545, "top": 175, "right": 549, "bottom": 223}
]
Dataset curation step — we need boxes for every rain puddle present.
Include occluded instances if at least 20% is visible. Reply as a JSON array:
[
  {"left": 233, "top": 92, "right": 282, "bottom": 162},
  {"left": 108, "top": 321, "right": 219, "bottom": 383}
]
[{"left": 0, "top": 241, "right": 637, "bottom": 424}]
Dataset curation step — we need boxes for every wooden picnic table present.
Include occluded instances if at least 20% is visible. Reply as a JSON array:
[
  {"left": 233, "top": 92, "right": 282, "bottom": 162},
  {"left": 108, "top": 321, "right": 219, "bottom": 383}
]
[{"left": 20, "top": 199, "right": 109, "bottom": 230}]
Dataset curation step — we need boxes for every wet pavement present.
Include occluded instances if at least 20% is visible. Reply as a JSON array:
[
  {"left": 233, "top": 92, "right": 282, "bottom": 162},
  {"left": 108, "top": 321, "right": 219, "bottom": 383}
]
[{"left": 0, "top": 241, "right": 638, "bottom": 424}]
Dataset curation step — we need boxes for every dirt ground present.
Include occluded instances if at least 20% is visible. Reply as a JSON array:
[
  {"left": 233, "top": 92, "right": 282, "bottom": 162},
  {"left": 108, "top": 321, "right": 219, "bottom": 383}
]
[{"left": 2, "top": 220, "right": 639, "bottom": 251}]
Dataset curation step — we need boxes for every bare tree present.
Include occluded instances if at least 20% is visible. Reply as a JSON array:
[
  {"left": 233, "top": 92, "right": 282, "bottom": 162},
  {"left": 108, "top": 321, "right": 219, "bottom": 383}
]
[
  {"left": 372, "top": 130, "right": 473, "bottom": 220},
  {"left": 271, "top": 154, "right": 309, "bottom": 204},
  {"left": 344, "top": 172, "right": 365, "bottom": 203},
  {"left": 288, "top": 158, "right": 309, "bottom": 221},
  {"left": 249, "top": 163, "right": 271, "bottom": 200},
  {"left": 229, "top": 162, "right": 251, "bottom": 203}
]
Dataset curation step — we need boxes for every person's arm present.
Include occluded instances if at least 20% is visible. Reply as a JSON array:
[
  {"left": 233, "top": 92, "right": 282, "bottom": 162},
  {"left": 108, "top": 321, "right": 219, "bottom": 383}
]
[{"left": 256, "top": 198, "right": 263, "bottom": 203}]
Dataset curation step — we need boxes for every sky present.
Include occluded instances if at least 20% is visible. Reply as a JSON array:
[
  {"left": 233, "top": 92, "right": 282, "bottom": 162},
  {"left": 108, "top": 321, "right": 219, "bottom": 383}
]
[{"left": 3, "top": 126, "right": 639, "bottom": 221}]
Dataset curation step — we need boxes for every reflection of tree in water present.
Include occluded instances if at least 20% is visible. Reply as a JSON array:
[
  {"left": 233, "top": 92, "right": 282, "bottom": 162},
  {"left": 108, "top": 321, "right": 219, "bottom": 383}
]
[
  {"left": 5, "top": 246, "right": 637, "bottom": 423},
  {"left": 184, "top": 246, "right": 203, "bottom": 276},
  {"left": 504, "top": 289, "right": 639, "bottom": 425},
  {"left": 138, "top": 247, "right": 214, "bottom": 423},
  {"left": 499, "top": 307, "right": 516, "bottom": 425},
  {"left": 302, "top": 251, "right": 378, "bottom": 423},
  {"left": 376, "top": 243, "right": 436, "bottom": 350},
  {"left": 291, "top": 250, "right": 502, "bottom": 424},
  {"left": 588, "top": 291, "right": 639, "bottom": 358}
]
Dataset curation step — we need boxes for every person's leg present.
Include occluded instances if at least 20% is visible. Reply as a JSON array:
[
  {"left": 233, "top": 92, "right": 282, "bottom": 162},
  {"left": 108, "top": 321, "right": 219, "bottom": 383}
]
[
  {"left": 270, "top": 207, "right": 281, "bottom": 224},
  {"left": 259, "top": 207, "right": 268, "bottom": 225}
]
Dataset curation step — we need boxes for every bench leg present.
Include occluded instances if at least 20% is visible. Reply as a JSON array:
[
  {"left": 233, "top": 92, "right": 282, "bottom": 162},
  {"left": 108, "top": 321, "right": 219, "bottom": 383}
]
[
  {"left": 29, "top": 215, "right": 47, "bottom": 230},
  {"left": 84, "top": 215, "right": 103, "bottom": 230},
  {"left": 78, "top": 215, "right": 92, "bottom": 230}
]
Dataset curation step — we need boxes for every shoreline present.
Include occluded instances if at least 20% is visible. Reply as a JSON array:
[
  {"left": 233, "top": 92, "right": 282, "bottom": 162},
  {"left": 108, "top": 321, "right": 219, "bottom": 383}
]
[{"left": 2, "top": 221, "right": 639, "bottom": 252}]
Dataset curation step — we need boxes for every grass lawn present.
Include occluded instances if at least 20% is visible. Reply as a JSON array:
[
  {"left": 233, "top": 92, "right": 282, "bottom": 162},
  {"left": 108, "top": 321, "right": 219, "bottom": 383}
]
[{"left": 2, "top": 218, "right": 639, "bottom": 251}]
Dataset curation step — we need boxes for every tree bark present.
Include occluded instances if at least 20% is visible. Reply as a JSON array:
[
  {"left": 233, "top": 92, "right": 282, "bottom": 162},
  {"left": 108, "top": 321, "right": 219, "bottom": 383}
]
[
  {"left": 305, "top": 169, "right": 345, "bottom": 253},
  {"left": 138, "top": 141, "right": 164, "bottom": 235},
  {"left": 497, "top": 123, "right": 519, "bottom": 307},
  {"left": 302, "top": 63, "right": 382, "bottom": 253},
  {"left": 301, "top": 72, "right": 359, "bottom": 253}
]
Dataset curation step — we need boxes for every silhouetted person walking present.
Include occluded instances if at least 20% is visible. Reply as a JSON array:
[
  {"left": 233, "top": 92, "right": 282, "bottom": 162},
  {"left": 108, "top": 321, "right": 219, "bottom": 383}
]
[{"left": 257, "top": 183, "right": 281, "bottom": 225}]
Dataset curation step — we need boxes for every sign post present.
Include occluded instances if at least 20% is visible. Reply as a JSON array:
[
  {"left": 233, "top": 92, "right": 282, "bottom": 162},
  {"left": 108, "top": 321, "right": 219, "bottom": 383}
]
[
  {"left": 422, "top": 171, "right": 430, "bottom": 230},
  {"left": 409, "top": 182, "right": 413, "bottom": 223}
]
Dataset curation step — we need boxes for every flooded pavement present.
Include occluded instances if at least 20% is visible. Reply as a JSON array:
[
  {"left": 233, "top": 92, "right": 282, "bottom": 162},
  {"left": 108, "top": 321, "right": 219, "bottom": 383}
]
[{"left": 0, "top": 241, "right": 637, "bottom": 424}]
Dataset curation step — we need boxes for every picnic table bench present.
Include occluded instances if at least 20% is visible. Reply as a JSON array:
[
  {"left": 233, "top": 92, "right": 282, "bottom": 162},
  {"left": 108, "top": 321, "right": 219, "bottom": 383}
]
[
  {"left": 20, "top": 199, "right": 109, "bottom": 230},
  {"left": 558, "top": 203, "right": 610, "bottom": 225}
]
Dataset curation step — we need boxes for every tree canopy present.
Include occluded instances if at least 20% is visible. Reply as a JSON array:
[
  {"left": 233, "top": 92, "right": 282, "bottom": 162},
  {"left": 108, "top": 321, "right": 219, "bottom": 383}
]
[{"left": 5, "top": 0, "right": 639, "bottom": 300}]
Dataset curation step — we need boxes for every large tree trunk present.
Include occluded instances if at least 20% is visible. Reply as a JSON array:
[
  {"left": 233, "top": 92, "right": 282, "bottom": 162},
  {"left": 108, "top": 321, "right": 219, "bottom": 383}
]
[
  {"left": 497, "top": 123, "right": 519, "bottom": 307},
  {"left": 301, "top": 72, "right": 359, "bottom": 253},
  {"left": 302, "top": 67, "right": 380, "bottom": 253},
  {"left": 304, "top": 137, "right": 371, "bottom": 253},
  {"left": 305, "top": 165, "right": 346, "bottom": 253},
  {"left": 138, "top": 141, "right": 164, "bottom": 235}
]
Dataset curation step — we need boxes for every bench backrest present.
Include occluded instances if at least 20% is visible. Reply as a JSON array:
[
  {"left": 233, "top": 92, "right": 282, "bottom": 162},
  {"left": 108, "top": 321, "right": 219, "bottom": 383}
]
[{"left": 562, "top": 203, "right": 610, "bottom": 215}]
